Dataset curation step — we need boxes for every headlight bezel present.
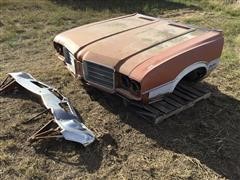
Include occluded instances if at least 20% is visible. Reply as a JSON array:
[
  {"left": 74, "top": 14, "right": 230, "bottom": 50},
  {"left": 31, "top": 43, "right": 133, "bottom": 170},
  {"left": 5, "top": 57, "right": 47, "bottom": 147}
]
[
  {"left": 117, "top": 73, "right": 141, "bottom": 96},
  {"left": 53, "top": 42, "right": 64, "bottom": 56}
]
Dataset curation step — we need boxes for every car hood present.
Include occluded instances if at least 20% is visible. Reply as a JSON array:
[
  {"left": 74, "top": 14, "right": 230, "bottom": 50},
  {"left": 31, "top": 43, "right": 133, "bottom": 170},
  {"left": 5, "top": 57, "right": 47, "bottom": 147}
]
[{"left": 54, "top": 14, "right": 212, "bottom": 77}]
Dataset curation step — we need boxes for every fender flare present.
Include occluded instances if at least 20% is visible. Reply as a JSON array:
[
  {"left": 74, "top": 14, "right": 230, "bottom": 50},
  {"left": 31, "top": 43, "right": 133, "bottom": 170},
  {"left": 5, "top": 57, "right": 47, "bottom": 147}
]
[
  {"left": 148, "top": 61, "right": 208, "bottom": 99},
  {"left": 170, "top": 61, "right": 208, "bottom": 92}
]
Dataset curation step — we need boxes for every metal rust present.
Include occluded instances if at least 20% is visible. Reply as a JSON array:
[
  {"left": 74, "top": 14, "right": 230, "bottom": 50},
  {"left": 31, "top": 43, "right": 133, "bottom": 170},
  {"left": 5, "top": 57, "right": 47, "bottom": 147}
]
[{"left": 53, "top": 13, "right": 223, "bottom": 103}]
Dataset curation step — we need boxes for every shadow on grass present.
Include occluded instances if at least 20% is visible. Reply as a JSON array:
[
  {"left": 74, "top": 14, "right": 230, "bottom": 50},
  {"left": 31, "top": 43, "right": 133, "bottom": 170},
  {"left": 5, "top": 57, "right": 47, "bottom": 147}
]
[
  {"left": 0, "top": 87, "right": 104, "bottom": 172},
  {"left": 84, "top": 82, "right": 240, "bottom": 179},
  {"left": 31, "top": 133, "right": 118, "bottom": 172},
  {"left": 32, "top": 139, "right": 104, "bottom": 172},
  {"left": 1, "top": 79, "right": 239, "bottom": 177},
  {"left": 51, "top": 0, "right": 201, "bottom": 15}
]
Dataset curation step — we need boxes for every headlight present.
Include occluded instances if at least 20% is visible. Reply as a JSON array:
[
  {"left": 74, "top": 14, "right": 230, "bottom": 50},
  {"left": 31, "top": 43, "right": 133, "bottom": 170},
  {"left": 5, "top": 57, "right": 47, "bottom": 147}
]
[
  {"left": 130, "top": 80, "right": 140, "bottom": 92},
  {"left": 53, "top": 42, "right": 63, "bottom": 55},
  {"left": 121, "top": 75, "right": 131, "bottom": 89},
  {"left": 118, "top": 74, "right": 141, "bottom": 95}
]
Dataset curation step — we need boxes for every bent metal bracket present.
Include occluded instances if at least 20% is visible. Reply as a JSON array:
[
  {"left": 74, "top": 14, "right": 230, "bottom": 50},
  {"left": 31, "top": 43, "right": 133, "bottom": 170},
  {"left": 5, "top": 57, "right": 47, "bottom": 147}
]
[{"left": 0, "top": 72, "right": 95, "bottom": 146}]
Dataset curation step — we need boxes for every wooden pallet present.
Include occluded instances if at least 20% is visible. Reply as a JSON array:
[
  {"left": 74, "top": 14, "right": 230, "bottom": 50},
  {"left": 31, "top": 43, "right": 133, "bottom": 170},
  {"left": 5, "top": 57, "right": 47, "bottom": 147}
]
[{"left": 127, "top": 82, "right": 211, "bottom": 124}]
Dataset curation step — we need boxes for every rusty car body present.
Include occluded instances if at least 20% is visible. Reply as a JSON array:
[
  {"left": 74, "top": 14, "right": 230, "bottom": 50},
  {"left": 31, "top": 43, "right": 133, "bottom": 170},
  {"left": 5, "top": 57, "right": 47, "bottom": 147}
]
[{"left": 53, "top": 13, "right": 224, "bottom": 103}]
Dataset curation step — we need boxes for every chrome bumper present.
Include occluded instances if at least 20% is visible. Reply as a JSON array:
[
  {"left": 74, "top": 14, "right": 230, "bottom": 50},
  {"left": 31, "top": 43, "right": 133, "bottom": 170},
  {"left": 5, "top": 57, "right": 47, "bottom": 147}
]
[{"left": 0, "top": 72, "right": 95, "bottom": 146}]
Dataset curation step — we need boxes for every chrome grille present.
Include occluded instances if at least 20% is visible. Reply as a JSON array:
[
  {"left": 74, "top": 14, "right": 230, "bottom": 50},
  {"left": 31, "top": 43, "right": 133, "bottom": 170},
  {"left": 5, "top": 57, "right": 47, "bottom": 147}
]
[{"left": 83, "top": 61, "right": 114, "bottom": 89}]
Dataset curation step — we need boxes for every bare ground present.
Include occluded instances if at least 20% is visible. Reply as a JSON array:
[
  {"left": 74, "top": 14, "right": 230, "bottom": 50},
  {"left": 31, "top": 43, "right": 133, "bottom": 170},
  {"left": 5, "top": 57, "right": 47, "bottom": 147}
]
[{"left": 0, "top": 0, "right": 240, "bottom": 179}]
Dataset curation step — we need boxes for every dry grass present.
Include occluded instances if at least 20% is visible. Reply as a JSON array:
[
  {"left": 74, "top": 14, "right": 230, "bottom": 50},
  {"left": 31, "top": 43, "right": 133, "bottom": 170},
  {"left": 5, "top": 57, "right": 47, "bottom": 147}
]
[{"left": 0, "top": 0, "right": 240, "bottom": 179}]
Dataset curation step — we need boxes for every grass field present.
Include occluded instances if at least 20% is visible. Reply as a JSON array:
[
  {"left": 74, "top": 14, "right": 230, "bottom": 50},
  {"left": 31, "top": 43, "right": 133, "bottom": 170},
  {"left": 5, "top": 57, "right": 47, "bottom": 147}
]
[{"left": 0, "top": 0, "right": 240, "bottom": 179}]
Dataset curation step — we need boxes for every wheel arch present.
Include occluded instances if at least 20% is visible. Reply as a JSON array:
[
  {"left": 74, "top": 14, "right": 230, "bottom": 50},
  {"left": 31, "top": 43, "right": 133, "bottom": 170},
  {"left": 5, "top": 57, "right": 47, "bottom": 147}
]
[
  {"left": 170, "top": 61, "right": 208, "bottom": 92},
  {"left": 145, "top": 61, "right": 209, "bottom": 99}
]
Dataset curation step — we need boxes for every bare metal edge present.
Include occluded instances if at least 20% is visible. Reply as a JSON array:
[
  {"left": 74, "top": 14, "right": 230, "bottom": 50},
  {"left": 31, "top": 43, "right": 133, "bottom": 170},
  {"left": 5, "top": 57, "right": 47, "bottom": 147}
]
[{"left": 0, "top": 72, "right": 95, "bottom": 146}]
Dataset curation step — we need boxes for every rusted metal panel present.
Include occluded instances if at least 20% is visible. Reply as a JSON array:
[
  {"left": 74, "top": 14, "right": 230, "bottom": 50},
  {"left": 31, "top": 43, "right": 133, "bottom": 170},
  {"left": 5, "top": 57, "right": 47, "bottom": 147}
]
[{"left": 53, "top": 13, "right": 224, "bottom": 103}]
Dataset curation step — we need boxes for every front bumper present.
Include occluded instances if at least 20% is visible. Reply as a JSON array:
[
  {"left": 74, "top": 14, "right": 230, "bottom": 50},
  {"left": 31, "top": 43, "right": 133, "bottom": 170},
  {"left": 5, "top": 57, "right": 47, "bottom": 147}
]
[{"left": 0, "top": 72, "right": 95, "bottom": 146}]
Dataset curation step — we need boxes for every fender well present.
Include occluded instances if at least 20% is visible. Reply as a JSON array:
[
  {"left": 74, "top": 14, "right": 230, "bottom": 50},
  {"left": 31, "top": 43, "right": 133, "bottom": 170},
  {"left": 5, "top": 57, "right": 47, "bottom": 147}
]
[
  {"left": 170, "top": 61, "right": 208, "bottom": 92},
  {"left": 145, "top": 61, "right": 208, "bottom": 99}
]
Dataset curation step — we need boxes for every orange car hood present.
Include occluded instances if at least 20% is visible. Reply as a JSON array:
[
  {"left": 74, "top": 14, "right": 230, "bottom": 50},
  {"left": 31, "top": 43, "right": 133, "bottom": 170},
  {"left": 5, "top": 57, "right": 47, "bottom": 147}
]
[{"left": 54, "top": 14, "right": 219, "bottom": 78}]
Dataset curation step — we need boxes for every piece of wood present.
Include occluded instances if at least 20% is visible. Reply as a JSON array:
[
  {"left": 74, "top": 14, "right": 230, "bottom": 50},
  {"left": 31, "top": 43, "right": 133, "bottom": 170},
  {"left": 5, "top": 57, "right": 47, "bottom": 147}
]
[
  {"left": 166, "top": 94, "right": 187, "bottom": 105},
  {"left": 163, "top": 96, "right": 182, "bottom": 108},
  {"left": 151, "top": 101, "right": 173, "bottom": 114},
  {"left": 128, "top": 82, "right": 211, "bottom": 124},
  {"left": 175, "top": 86, "right": 198, "bottom": 98},
  {"left": 155, "top": 92, "right": 211, "bottom": 124},
  {"left": 173, "top": 90, "right": 194, "bottom": 101},
  {"left": 178, "top": 83, "right": 203, "bottom": 96}
]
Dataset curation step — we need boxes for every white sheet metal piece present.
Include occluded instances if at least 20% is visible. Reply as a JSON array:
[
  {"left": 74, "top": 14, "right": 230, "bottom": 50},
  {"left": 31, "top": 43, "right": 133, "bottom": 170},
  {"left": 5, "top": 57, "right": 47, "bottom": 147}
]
[{"left": 8, "top": 72, "right": 95, "bottom": 146}]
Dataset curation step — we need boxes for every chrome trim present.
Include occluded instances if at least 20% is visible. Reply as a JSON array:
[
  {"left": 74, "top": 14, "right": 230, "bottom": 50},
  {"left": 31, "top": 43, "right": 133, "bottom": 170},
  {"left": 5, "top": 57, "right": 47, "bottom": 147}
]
[
  {"left": 83, "top": 61, "right": 115, "bottom": 90},
  {"left": 0, "top": 72, "right": 95, "bottom": 146}
]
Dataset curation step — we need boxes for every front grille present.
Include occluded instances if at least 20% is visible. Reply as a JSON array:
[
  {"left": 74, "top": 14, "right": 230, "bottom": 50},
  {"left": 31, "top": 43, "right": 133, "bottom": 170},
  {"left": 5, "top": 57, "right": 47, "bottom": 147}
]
[{"left": 83, "top": 61, "right": 114, "bottom": 90}]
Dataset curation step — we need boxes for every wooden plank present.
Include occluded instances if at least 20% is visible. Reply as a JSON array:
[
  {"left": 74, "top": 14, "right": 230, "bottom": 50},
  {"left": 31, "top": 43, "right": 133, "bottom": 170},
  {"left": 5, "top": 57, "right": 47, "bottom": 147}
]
[
  {"left": 130, "top": 103, "right": 162, "bottom": 117},
  {"left": 135, "top": 109, "right": 159, "bottom": 118},
  {"left": 151, "top": 101, "right": 172, "bottom": 114},
  {"left": 178, "top": 83, "right": 203, "bottom": 97},
  {"left": 166, "top": 94, "right": 188, "bottom": 105},
  {"left": 163, "top": 96, "right": 182, "bottom": 108},
  {"left": 158, "top": 100, "right": 176, "bottom": 111},
  {"left": 149, "top": 96, "right": 164, "bottom": 104},
  {"left": 128, "top": 82, "right": 211, "bottom": 124},
  {"left": 154, "top": 91, "right": 211, "bottom": 124},
  {"left": 143, "top": 104, "right": 162, "bottom": 115},
  {"left": 175, "top": 86, "right": 198, "bottom": 99},
  {"left": 173, "top": 90, "right": 194, "bottom": 101},
  {"left": 130, "top": 101, "right": 161, "bottom": 115}
]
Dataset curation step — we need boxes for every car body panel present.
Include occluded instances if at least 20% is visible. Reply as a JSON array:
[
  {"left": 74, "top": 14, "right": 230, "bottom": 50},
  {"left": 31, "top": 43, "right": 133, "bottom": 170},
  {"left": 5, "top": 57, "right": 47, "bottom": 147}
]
[
  {"left": 132, "top": 31, "right": 224, "bottom": 91},
  {"left": 54, "top": 13, "right": 156, "bottom": 54},
  {"left": 53, "top": 13, "right": 224, "bottom": 103}
]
